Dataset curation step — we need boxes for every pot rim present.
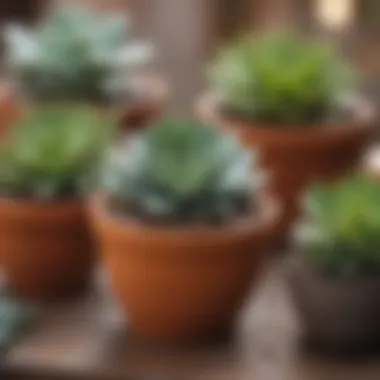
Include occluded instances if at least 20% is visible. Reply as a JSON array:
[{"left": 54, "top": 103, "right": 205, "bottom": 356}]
[
  {"left": 196, "top": 90, "right": 376, "bottom": 138},
  {"left": 1, "top": 72, "right": 169, "bottom": 110},
  {"left": 89, "top": 192, "right": 280, "bottom": 240},
  {"left": 289, "top": 255, "right": 380, "bottom": 286},
  {"left": 0, "top": 195, "right": 83, "bottom": 213}
]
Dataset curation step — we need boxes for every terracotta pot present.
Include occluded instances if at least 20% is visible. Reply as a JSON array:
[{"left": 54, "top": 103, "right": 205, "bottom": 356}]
[
  {"left": 197, "top": 92, "right": 376, "bottom": 240},
  {"left": 0, "top": 73, "right": 168, "bottom": 138},
  {"left": 287, "top": 258, "right": 380, "bottom": 354},
  {"left": 90, "top": 194, "right": 279, "bottom": 343},
  {"left": 0, "top": 198, "right": 94, "bottom": 301},
  {"left": 0, "top": 81, "right": 22, "bottom": 139}
]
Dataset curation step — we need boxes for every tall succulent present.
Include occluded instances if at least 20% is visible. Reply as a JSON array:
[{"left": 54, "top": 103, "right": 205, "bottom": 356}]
[
  {"left": 209, "top": 33, "right": 357, "bottom": 125},
  {"left": 0, "top": 106, "right": 114, "bottom": 200},
  {"left": 294, "top": 174, "right": 380, "bottom": 278},
  {"left": 4, "top": 6, "right": 153, "bottom": 102},
  {"left": 102, "top": 120, "right": 264, "bottom": 225}
]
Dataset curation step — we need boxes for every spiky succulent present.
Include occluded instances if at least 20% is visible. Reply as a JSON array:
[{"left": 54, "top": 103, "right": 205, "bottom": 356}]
[
  {"left": 294, "top": 174, "right": 380, "bottom": 278},
  {"left": 102, "top": 120, "right": 264, "bottom": 225},
  {"left": 4, "top": 6, "right": 153, "bottom": 102},
  {"left": 209, "top": 33, "right": 357, "bottom": 125},
  {"left": 0, "top": 106, "right": 114, "bottom": 200}
]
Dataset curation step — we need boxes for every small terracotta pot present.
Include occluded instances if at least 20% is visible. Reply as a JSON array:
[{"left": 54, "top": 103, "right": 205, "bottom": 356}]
[
  {"left": 0, "top": 73, "right": 168, "bottom": 138},
  {"left": 0, "top": 198, "right": 94, "bottom": 301},
  {"left": 287, "top": 258, "right": 380, "bottom": 354},
  {"left": 197, "top": 92, "right": 376, "bottom": 240},
  {"left": 90, "top": 194, "right": 279, "bottom": 344}
]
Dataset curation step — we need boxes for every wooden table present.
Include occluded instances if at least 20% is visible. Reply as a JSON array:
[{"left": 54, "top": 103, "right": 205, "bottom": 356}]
[{"left": 2, "top": 259, "right": 380, "bottom": 380}]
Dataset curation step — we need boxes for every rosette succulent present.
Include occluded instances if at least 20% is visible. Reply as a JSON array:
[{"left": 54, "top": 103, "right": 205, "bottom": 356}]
[
  {"left": 4, "top": 5, "right": 153, "bottom": 102},
  {"left": 0, "top": 106, "right": 114, "bottom": 200},
  {"left": 209, "top": 33, "right": 357, "bottom": 125},
  {"left": 102, "top": 120, "right": 264, "bottom": 225},
  {"left": 294, "top": 174, "right": 380, "bottom": 278}
]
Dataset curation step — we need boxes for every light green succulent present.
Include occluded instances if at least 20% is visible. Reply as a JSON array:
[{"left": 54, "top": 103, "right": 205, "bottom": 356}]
[
  {"left": 4, "top": 6, "right": 153, "bottom": 102},
  {"left": 102, "top": 120, "right": 264, "bottom": 224},
  {"left": 209, "top": 33, "right": 357, "bottom": 125},
  {"left": 0, "top": 106, "right": 114, "bottom": 200},
  {"left": 294, "top": 173, "right": 380, "bottom": 278}
]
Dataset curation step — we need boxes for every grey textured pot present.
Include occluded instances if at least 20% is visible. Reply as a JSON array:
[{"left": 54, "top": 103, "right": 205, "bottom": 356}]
[{"left": 287, "top": 258, "right": 380, "bottom": 354}]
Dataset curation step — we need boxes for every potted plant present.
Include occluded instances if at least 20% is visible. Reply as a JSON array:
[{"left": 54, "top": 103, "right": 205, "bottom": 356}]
[
  {"left": 288, "top": 174, "right": 380, "bottom": 354},
  {"left": 198, "top": 33, "right": 375, "bottom": 239},
  {"left": 0, "top": 106, "right": 113, "bottom": 300},
  {"left": 90, "top": 120, "right": 278, "bottom": 343},
  {"left": 1, "top": 5, "right": 167, "bottom": 134}
]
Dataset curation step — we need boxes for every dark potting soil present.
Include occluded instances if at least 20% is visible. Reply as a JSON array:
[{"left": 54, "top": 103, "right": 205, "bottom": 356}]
[
  {"left": 219, "top": 98, "right": 357, "bottom": 128},
  {"left": 106, "top": 195, "right": 256, "bottom": 228}
]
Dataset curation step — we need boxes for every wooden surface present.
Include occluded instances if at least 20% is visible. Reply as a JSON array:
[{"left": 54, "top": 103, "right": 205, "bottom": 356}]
[{"left": 2, "top": 259, "right": 380, "bottom": 380}]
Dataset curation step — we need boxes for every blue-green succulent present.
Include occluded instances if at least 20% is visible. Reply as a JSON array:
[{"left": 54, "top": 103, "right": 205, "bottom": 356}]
[
  {"left": 102, "top": 120, "right": 264, "bottom": 225},
  {"left": 4, "top": 5, "right": 153, "bottom": 102}
]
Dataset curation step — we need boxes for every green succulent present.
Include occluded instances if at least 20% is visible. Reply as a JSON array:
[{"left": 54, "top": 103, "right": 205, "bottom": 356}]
[
  {"left": 0, "top": 295, "right": 37, "bottom": 356},
  {"left": 0, "top": 106, "right": 114, "bottom": 200},
  {"left": 294, "top": 174, "right": 380, "bottom": 278},
  {"left": 209, "top": 33, "right": 357, "bottom": 125},
  {"left": 102, "top": 120, "right": 264, "bottom": 225},
  {"left": 4, "top": 6, "right": 153, "bottom": 102}
]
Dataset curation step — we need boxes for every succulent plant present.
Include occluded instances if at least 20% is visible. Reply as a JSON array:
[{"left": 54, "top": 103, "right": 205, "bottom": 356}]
[
  {"left": 0, "top": 295, "right": 37, "bottom": 356},
  {"left": 294, "top": 173, "right": 380, "bottom": 278},
  {"left": 0, "top": 106, "right": 114, "bottom": 200},
  {"left": 209, "top": 33, "right": 357, "bottom": 125},
  {"left": 4, "top": 5, "right": 153, "bottom": 102},
  {"left": 102, "top": 120, "right": 264, "bottom": 225}
]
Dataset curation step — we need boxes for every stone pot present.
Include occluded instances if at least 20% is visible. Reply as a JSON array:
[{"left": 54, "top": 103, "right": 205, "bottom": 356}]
[
  {"left": 287, "top": 258, "right": 380, "bottom": 354},
  {"left": 0, "top": 73, "right": 168, "bottom": 138}
]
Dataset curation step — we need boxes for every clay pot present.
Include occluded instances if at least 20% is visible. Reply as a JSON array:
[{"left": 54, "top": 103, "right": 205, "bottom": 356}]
[
  {"left": 0, "top": 198, "right": 94, "bottom": 301},
  {"left": 0, "top": 73, "right": 168, "bottom": 137},
  {"left": 0, "top": 81, "right": 22, "bottom": 139},
  {"left": 197, "top": 92, "right": 376, "bottom": 240},
  {"left": 287, "top": 258, "right": 380, "bottom": 354},
  {"left": 90, "top": 194, "right": 278, "bottom": 344}
]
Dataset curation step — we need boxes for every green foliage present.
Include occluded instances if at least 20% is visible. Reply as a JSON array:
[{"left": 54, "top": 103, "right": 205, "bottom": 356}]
[
  {"left": 209, "top": 33, "right": 357, "bottom": 125},
  {"left": 0, "top": 106, "right": 114, "bottom": 200},
  {"left": 4, "top": 6, "right": 153, "bottom": 102},
  {"left": 294, "top": 174, "right": 380, "bottom": 278},
  {"left": 102, "top": 120, "right": 263, "bottom": 225},
  {"left": 0, "top": 295, "right": 37, "bottom": 356}
]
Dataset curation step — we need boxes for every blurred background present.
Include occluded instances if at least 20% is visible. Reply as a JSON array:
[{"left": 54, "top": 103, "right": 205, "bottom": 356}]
[{"left": 1, "top": 0, "right": 378, "bottom": 114}]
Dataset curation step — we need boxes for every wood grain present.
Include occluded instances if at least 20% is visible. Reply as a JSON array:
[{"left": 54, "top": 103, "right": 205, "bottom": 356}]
[{"left": 2, "top": 260, "right": 380, "bottom": 380}]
